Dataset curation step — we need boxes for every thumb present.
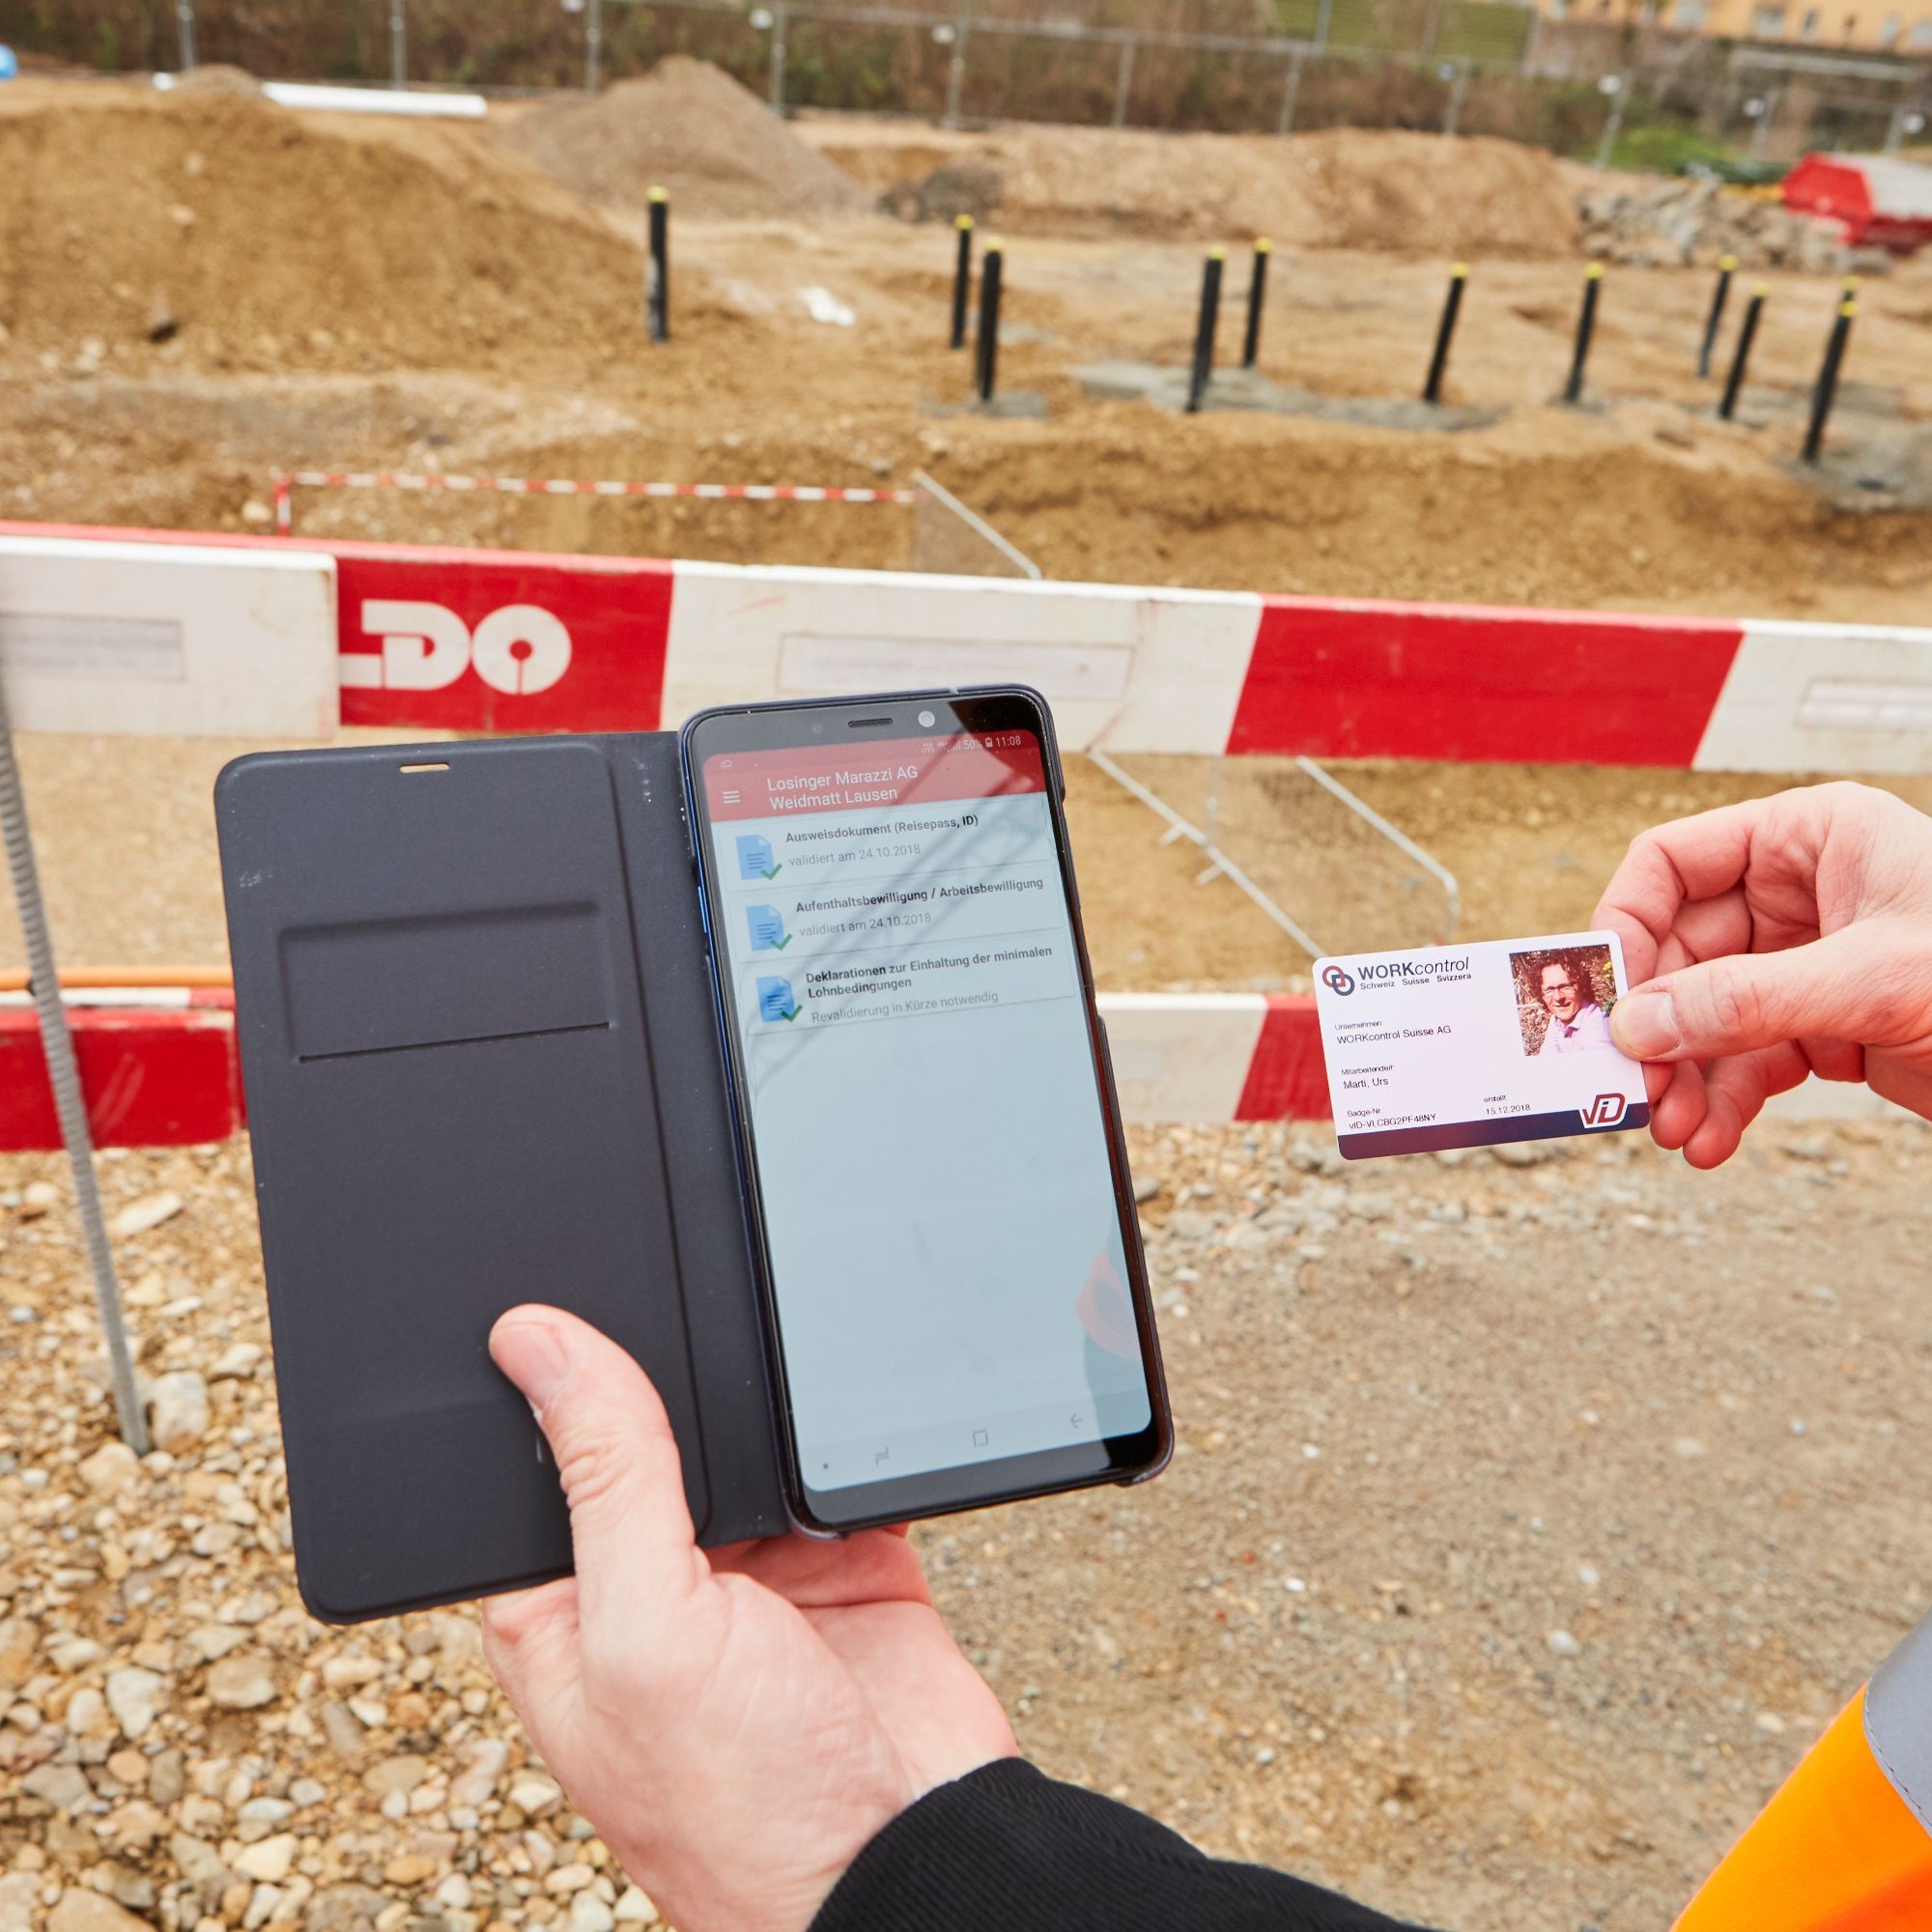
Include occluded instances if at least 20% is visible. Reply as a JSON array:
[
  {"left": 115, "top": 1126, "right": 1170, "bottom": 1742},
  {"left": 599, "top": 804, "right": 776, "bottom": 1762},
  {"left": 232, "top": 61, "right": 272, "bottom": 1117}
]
[
  {"left": 1610, "top": 926, "right": 1900, "bottom": 1064},
  {"left": 491, "top": 1305, "right": 705, "bottom": 1640}
]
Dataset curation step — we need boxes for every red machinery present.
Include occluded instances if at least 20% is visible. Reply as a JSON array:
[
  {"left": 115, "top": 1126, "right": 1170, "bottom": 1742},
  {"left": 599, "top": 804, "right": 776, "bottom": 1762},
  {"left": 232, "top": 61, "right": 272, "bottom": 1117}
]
[{"left": 1782, "top": 152, "right": 1932, "bottom": 255}]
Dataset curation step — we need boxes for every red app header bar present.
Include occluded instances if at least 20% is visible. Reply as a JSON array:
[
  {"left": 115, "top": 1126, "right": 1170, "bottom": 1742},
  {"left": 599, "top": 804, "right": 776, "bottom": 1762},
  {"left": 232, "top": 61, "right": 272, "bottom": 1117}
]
[{"left": 702, "top": 731, "right": 1046, "bottom": 821}]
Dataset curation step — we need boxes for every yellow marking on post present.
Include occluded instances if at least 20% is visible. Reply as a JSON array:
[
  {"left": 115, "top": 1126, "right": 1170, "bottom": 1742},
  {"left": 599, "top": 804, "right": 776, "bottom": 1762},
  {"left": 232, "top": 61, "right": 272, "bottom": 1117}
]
[
  {"left": 1719, "top": 253, "right": 1738, "bottom": 270},
  {"left": 648, "top": 185, "right": 668, "bottom": 203},
  {"left": 1841, "top": 298, "right": 1858, "bottom": 318},
  {"left": 955, "top": 213, "right": 974, "bottom": 230},
  {"left": 1752, "top": 281, "right": 1770, "bottom": 297},
  {"left": 985, "top": 237, "right": 1003, "bottom": 253},
  {"left": 1255, "top": 237, "right": 1272, "bottom": 254},
  {"left": 1451, "top": 262, "right": 1468, "bottom": 277},
  {"left": 1208, "top": 246, "right": 1226, "bottom": 261},
  {"left": 1586, "top": 261, "right": 1605, "bottom": 279}
]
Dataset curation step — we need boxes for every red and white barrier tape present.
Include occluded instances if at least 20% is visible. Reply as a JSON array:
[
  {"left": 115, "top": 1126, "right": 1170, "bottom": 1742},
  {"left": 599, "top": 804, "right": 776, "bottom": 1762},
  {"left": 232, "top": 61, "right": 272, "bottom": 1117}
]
[{"left": 272, "top": 472, "right": 920, "bottom": 536}]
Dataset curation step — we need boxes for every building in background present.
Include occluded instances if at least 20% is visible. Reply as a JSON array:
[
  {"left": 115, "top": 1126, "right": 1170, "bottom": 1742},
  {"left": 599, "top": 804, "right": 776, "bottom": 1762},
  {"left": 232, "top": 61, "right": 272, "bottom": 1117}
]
[{"left": 1539, "top": 0, "right": 1932, "bottom": 53}]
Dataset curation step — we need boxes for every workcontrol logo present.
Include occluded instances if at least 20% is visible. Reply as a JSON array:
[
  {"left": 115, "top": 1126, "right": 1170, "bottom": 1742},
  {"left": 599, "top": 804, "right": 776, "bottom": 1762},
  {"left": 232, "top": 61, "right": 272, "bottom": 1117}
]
[
  {"left": 1321, "top": 964, "right": 1356, "bottom": 997},
  {"left": 1580, "top": 1093, "right": 1629, "bottom": 1128}
]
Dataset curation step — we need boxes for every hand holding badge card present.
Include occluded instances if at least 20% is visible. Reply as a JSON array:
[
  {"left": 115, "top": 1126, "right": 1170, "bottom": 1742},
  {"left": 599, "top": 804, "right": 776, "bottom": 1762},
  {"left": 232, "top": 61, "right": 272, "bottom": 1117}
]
[{"left": 1313, "top": 930, "right": 1649, "bottom": 1160}]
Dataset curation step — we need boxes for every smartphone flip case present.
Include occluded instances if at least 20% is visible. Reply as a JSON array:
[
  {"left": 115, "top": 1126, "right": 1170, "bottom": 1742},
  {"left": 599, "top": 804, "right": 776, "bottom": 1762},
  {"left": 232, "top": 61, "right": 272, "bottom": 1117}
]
[{"left": 215, "top": 733, "right": 788, "bottom": 1624}]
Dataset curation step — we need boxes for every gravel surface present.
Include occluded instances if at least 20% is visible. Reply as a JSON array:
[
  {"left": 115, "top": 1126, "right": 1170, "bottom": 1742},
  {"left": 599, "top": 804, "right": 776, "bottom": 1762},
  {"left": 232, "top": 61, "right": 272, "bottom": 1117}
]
[{"left": 4, "top": 1118, "right": 1930, "bottom": 1932}]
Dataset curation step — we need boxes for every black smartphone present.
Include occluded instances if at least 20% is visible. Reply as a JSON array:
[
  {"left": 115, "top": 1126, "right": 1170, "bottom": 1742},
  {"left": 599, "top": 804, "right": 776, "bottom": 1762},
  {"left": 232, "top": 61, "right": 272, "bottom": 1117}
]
[{"left": 682, "top": 686, "right": 1172, "bottom": 1535}]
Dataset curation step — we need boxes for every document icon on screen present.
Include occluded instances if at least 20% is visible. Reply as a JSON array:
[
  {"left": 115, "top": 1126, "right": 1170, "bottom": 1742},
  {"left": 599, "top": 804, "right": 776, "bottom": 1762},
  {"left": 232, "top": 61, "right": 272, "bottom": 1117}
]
[
  {"left": 747, "top": 904, "right": 789, "bottom": 952},
  {"left": 757, "top": 976, "right": 800, "bottom": 1023},
  {"left": 736, "top": 834, "right": 778, "bottom": 880}
]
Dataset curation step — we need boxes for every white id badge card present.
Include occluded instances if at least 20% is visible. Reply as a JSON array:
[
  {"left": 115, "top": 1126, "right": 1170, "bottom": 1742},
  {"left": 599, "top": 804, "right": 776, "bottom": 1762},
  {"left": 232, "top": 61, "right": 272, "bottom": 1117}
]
[{"left": 1312, "top": 930, "right": 1649, "bottom": 1160}]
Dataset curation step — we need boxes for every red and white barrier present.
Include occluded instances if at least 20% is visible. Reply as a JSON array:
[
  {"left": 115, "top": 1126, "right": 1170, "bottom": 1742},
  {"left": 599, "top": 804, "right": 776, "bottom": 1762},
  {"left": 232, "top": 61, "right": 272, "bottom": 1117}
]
[
  {"left": 0, "top": 534, "right": 337, "bottom": 737},
  {"left": 0, "top": 525, "right": 1922, "bottom": 1147},
  {"left": 0, "top": 990, "right": 241, "bottom": 1151},
  {"left": 7, "top": 520, "right": 1932, "bottom": 770},
  {"left": 0, "top": 987, "right": 1905, "bottom": 1152}
]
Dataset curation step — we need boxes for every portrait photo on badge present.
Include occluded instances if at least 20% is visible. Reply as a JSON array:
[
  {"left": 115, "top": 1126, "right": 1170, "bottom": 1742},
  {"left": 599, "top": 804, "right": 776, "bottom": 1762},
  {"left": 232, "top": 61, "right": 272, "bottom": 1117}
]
[{"left": 1510, "top": 943, "right": 1619, "bottom": 1059}]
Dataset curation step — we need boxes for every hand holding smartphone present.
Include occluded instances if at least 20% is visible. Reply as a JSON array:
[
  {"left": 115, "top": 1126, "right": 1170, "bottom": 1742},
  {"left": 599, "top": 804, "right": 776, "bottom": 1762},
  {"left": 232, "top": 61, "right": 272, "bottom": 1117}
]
[
  {"left": 218, "top": 687, "right": 1167, "bottom": 1621},
  {"left": 684, "top": 687, "right": 1171, "bottom": 1534}
]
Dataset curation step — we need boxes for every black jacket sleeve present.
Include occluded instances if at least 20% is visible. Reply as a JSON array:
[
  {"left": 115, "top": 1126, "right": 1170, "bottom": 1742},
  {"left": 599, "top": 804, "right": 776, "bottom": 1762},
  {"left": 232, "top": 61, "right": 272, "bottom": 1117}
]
[{"left": 810, "top": 1758, "right": 1435, "bottom": 1932}]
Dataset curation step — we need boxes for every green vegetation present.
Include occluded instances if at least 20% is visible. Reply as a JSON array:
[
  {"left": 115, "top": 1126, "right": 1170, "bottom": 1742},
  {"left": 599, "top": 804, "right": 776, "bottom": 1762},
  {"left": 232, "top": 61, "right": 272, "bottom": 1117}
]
[{"left": 1607, "top": 122, "right": 1789, "bottom": 184}]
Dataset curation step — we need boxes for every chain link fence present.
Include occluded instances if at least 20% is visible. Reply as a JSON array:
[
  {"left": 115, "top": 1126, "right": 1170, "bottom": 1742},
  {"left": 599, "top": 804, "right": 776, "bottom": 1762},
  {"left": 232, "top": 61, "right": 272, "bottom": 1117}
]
[{"left": 6, "top": 0, "right": 1927, "bottom": 162}]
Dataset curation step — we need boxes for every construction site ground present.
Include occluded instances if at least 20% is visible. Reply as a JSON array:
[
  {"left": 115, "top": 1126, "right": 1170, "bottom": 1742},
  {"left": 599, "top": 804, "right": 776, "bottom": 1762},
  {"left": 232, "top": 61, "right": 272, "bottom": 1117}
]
[{"left": 4, "top": 71, "right": 1932, "bottom": 1932}]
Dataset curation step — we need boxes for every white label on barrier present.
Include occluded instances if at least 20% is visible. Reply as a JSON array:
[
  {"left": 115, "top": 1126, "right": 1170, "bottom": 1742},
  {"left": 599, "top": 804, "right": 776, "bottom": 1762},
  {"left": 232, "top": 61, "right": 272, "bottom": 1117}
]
[
  {"left": 0, "top": 535, "right": 337, "bottom": 737},
  {"left": 1797, "top": 677, "right": 1932, "bottom": 735},
  {"left": 778, "top": 634, "right": 1132, "bottom": 701},
  {"left": 1697, "top": 621, "right": 1932, "bottom": 775},
  {"left": 0, "top": 612, "right": 185, "bottom": 681},
  {"left": 663, "top": 564, "right": 1264, "bottom": 755}
]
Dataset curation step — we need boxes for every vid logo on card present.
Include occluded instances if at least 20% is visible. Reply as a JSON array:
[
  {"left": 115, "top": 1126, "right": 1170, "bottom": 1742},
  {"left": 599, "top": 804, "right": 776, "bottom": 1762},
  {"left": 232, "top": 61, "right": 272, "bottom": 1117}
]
[{"left": 1580, "top": 1093, "right": 1629, "bottom": 1128}]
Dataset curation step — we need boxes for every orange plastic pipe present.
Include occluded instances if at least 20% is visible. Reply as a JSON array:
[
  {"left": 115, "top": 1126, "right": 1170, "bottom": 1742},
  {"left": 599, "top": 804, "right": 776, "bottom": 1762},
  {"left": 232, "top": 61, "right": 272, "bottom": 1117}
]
[{"left": 0, "top": 966, "right": 233, "bottom": 991}]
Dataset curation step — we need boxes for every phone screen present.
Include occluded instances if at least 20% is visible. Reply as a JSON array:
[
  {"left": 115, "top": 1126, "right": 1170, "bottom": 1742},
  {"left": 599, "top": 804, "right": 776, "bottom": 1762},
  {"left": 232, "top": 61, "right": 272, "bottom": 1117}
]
[{"left": 689, "top": 693, "right": 1166, "bottom": 1529}]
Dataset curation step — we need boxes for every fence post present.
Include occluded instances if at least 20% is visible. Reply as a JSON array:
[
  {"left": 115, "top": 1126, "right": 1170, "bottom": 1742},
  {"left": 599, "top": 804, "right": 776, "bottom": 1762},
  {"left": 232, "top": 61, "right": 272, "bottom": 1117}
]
[
  {"left": 1882, "top": 103, "right": 1924, "bottom": 153},
  {"left": 0, "top": 686, "right": 148, "bottom": 1455},
  {"left": 1594, "top": 71, "right": 1628, "bottom": 169},
  {"left": 1697, "top": 253, "right": 1736, "bottom": 378},
  {"left": 951, "top": 214, "right": 973, "bottom": 350},
  {"left": 1422, "top": 262, "right": 1466, "bottom": 405},
  {"left": 1187, "top": 249, "right": 1224, "bottom": 413},
  {"left": 646, "top": 187, "right": 669, "bottom": 342},
  {"left": 1422, "top": 0, "right": 1444, "bottom": 56},
  {"left": 1563, "top": 262, "right": 1603, "bottom": 405},
  {"left": 944, "top": 20, "right": 969, "bottom": 128},
  {"left": 1803, "top": 295, "right": 1855, "bottom": 465},
  {"left": 1277, "top": 51, "right": 1304, "bottom": 135},
  {"left": 1442, "top": 61, "right": 1468, "bottom": 137},
  {"left": 1719, "top": 283, "right": 1765, "bottom": 421},
  {"left": 1314, "top": 0, "right": 1335, "bottom": 51},
  {"left": 586, "top": 0, "right": 602, "bottom": 92},
  {"left": 175, "top": 0, "right": 196, "bottom": 69},
  {"left": 769, "top": 3, "right": 788, "bottom": 110},
  {"left": 1112, "top": 36, "right": 1137, "bottom": 128},
  {"left": 975, "top": 239, "right": 1004, "bottom": 402},
  {"left": 1241, "top": 238, "right": 1270, "bottom": 369}
]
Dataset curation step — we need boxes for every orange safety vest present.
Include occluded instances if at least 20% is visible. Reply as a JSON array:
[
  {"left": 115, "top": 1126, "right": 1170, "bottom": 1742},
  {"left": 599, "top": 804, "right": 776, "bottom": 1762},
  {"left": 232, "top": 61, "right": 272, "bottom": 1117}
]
[{"left": 1674, "top": 1618, "right": 1932, "bottom": 1930}]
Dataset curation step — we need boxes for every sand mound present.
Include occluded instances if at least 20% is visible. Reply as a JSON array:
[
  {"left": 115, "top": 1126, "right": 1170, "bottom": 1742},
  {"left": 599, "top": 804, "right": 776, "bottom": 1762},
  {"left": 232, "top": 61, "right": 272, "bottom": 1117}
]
[
  {"left": 0, "top": 87, "right": 658, "bottom": 366},
  {"left": 497, "top": 56, "right": 869, "bottom": 221},
  {"left": 171, "top": 63, "right": 265, "bottom": 97},
  {"left": 858, "top": 123, "right": 1578, "bottom": 258}
]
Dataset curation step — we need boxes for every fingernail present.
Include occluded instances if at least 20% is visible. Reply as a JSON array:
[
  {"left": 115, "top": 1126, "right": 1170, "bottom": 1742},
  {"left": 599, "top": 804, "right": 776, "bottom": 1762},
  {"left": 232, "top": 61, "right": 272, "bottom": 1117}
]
[
  {"left": 1613, "top": 987, "right": 1681, "bottom": 1059},
  {"left": 492, "top": 1318, "right": 573, "bottom": 1410}
]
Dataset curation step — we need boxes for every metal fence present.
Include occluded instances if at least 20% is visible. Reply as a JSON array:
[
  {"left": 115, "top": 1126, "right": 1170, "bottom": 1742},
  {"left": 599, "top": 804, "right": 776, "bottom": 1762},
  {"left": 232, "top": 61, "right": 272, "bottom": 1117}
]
[
  {"left": 593, "top": 0, "right": 1932, "bottom": 155},
  {"left": 8, "top": 0, "right": 1930, "bottom": 158}
]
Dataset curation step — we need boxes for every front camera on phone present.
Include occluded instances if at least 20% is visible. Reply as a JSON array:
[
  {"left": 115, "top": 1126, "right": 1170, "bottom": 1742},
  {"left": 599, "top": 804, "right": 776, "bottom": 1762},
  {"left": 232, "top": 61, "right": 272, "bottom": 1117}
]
[{"left": 918, "top": 709, "right": 937, "bottom": 727}]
